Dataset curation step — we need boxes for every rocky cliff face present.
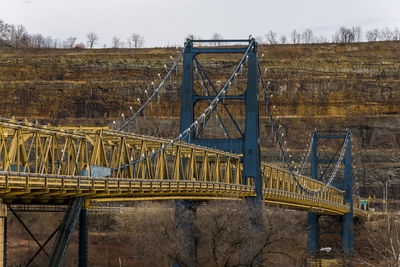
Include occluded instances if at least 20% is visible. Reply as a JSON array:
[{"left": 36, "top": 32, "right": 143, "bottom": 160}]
[{"left": 0, "top": 42, "right": 399, "bottom": 196}]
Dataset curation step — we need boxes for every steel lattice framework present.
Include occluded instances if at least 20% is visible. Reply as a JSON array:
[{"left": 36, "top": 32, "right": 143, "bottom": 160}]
[{"left": 0, "top": 119, "right": 362, "bottom": 216}]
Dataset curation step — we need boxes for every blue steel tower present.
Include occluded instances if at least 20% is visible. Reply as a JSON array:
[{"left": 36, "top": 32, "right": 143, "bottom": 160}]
[
  {"left": 175, "top": 38, "right": 261, "bottom": 266},
  {"left": 307, "top": 130, "right": 354, "bottom": 254},
  {"left": 179, "top": 38, "right": 261, "bottom": 197}
]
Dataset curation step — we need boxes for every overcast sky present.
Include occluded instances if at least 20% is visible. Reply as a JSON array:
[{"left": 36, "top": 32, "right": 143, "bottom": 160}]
[{"left": 1, "top": 0, "right": 400, "bottom": 47}]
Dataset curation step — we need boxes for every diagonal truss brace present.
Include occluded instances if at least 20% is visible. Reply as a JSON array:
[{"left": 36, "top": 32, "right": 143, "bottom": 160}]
[
  {"left": 49, "top": 197, "right": 84, "bottom": 267},
  {"left": 193, "top": 58, "right": 243, "bottom": 137},
  {"left": 9, "top": 207, "right": 51, "bottom": 256}
]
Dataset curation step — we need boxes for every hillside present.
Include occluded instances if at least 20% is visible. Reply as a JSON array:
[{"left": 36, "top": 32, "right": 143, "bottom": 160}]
[{"left": 0, "top": 42, "right": 399, "bottom": 196}]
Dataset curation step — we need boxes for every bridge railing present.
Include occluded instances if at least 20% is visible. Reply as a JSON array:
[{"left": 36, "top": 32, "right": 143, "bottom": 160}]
[
  {"left": 0, "top": 119, "right": 244, "bottom": 185},
  {"left": 261, "top": 163, "right": 351, "bottom": 213}
]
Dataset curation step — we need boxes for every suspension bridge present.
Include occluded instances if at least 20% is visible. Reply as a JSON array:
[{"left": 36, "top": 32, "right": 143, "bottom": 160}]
[{"left": 0, "top": 39, "right": 364, "bottom": 266}]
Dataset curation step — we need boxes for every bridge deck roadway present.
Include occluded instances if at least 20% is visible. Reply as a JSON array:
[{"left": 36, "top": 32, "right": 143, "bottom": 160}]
[{"left": 0, "top": 172, "right": 364, "bottom": 216}]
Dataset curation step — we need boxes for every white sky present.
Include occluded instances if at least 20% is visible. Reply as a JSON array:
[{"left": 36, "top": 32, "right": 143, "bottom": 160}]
[{"left": 1, "top": 0, "right": 399, "bottom": 47}]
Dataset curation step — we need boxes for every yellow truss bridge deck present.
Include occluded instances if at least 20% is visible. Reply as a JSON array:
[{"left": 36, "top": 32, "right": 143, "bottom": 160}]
[{"left": 0, "top": 119, "right": 363, "bottom": 216}]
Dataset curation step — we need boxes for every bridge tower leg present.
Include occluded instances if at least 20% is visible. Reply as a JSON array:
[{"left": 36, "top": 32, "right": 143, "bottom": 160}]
[
  {"left": 79, "top": 198, "right": 90, "bottom": 267},
  {"left": 307, "top": 131, "right": 320, "bottom": 253},
  {"left": 342, "top": 136, "right": 354, "bottom": 253},
  {"left": 241, "top": 43, "right": 262, "bottom": 264},
  {"left": 178, "top": 38, "right": 261, "bottom": 265},
  {"left": 307, "top": 213, "right": 320, "bottom": 253},
  {"left": 173, "top": 39, "right": 199, "bottom": 267},
  {"left": 242, "top": 41, "right": 261, "bottom": 198},
  {"left": 180, "top": 38, "right": 261, "bottom": 196},
  {"left": 307, "top": 130, "right": 354, "bottom": 254}
]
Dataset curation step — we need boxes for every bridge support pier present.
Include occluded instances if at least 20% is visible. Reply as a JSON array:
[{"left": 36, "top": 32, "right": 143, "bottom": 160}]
[
  {"left": 240, "top": 197, "right": 263, "bottom": 265},
  {"left": 79, "top": 199, "right": 90, "bottom": 267},
  {"left": 342, "top": 212, "right": 354, "bottom": 253},
  {"left": 174, "top": 200, "right": 199, "bottom": 267},
  {"left": 307, "top": 213, "right": 320, "bottom": 253}
]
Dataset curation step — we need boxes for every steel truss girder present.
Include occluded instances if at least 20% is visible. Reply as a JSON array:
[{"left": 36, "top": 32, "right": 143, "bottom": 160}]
[{"left": 0, "top": 119, "right": 362, "bottom": 216}]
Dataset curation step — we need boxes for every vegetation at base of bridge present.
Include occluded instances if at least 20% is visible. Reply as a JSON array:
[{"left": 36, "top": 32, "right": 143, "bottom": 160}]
[
  {"left": 6, "top": 201, "right": 307, "bottom": 266},
  {"left": 5, "top": 200, "right": 396, "bottom": 266}
]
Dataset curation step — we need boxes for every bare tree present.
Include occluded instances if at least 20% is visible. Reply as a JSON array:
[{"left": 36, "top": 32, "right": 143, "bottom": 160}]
[
  {"left": 127, "top": 33, "right": 144, "bottom": 48},
  {"left": 63, "top": 36, "right": 77, "bottom": 48},
  {"left": 353, "top": 26, "right": 363, "bottom": 42},
  {"left": 0, "top": 19, "right": 11, "bottom": 46},
  {"left": 210, "top": 33, "right": 223, "bottom": 46},
  {"left": 43, "top": 36, "right": 55, "bottom": 48},
  {"left": 52, "top": 38, "right": 61, "bottom": 48},
  {"left": 279, "top": 34, "right": 287, "bottom": 44},
  {"left": 301, "top": 28, "right": 314, "bottom": 44},
  {"left": 107, "top": 201, "right": 306, "bottom": 266},
  {"left": 290, "top": 30, "right": 301, "bottom": 44},
  {"left": 265, "top": 30, "right": 277, "bottom": 44},
  {"left": 9, "top": 24, "right": 29, "bottom": 48},
  {"left": 86, "top": 31, "right": 99, "bottom": 48},
  {"left": 195, "top": 202, "right": 304, "bottom": 266},
  {"left": 112, "top": 36, "right": 123, "bottom": 48},
  {"left": 332, "top": 27, "right": 355, "bottom": 43},
  {"left": 357, "top": 213, "right": 400, "bottom": 266},
  {"left": 366, "top": 28, "right": 380, "bottom": 42},
  {"left": 74, "top": 42, "right": 85, "bottom": 49},
  {"left": 379, "top": 27, "right": 394, "bottom": 41},
  {"left": 30, "top": 33, "right": 45, "bottom": 48}
]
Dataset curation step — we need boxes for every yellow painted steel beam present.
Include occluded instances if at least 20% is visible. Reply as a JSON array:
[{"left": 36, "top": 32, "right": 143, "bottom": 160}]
[
  {"left": 0, "top": 120, "right": 363, "bottom": 214},
  {"left": 91, "top": 196, "right": 245, "bottom": 202}
]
